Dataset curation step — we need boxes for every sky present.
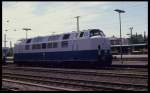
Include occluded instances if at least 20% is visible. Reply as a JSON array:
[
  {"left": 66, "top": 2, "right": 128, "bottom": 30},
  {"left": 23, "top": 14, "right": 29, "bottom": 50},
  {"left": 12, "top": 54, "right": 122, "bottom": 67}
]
[{"left": 2, "top": 1, "right": 148, "bottom": 47}]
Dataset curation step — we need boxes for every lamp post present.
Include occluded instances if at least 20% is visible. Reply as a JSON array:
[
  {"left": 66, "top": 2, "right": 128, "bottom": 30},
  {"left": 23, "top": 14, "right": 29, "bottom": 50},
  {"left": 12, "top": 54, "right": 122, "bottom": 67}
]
[
  {"left": 129, "top": 27, "right": 133, "bottom": 54},
  {"left": 22, "top": 28, "right": 31, "bottom": 41},
  {"left": 74, "top": 16, "right": 80, "bottom": 51},
  {"left": 75, "top": 16, "right": 80, "bottom": 32},
  {"left": 129, "top": 27, "right": 133, "bottom": 43},
  {"left": 4, "top": 20, "right": 9, "bottom": 57},
  {"left": 4, "top": 30, "right": 8, "bottom": 49},
  {"left": 114, "top": 9, "right": 125, "bottom": 64},
  {"left": 144, "top": 31, "right": 146, "bottom": 42}
]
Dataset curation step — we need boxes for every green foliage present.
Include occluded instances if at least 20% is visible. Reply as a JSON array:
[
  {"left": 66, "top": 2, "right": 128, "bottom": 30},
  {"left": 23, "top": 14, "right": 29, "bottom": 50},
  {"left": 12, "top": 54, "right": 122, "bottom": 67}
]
[
  {"left": 7, "top": 48, "right": 13, "bottom": 57},
  {"left": 128, "top": 34, "right": 147, "bottom": 44}
]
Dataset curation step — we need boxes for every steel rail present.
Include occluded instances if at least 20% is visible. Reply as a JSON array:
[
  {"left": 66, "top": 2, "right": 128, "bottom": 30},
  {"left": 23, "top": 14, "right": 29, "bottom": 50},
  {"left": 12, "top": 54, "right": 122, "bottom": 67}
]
[
  {"left": 3, "top": 72, "right": 147, "bottom": 91},
  {"left": 3, "top": 66, "right": 148, "bottom": 79},
  {"left": 2, "top": 79, "right": 76, "bottom": 91}
]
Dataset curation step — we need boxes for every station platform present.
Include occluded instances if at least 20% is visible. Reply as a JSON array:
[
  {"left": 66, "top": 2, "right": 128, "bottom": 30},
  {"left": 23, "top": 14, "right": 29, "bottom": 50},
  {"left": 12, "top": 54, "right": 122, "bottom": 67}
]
[
  {"left": 113, "top": 54, "right": 148, "bottom": 58},
  {"left": 111, "top": 55, "right": 148, "bottom": 68},
  {"left": 112, "top": 54, "right": 148, "bottom": 61},
  {"left": 112, "top": 61, "right": 148, "bottom": 66}
]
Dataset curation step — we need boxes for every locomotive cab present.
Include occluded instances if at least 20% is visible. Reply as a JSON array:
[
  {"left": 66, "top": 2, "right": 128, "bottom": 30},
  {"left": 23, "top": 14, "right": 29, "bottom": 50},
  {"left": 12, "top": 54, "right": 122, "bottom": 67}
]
[{"left": 90, "top": 29, "right": 112, "bottom": 66}]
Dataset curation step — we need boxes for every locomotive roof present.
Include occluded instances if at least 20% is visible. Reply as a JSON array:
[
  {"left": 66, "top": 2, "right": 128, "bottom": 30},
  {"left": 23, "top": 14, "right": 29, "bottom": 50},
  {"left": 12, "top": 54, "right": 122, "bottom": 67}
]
[{"left": 15, "top": 29, "right": 105, "bottom": 45}]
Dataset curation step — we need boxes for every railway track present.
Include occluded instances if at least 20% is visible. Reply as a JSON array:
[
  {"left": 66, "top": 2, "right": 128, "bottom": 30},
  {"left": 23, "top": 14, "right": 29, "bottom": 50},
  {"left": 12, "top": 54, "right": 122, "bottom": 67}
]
[
  {"left": 2, "top": 79, "right": 75, "bottom": 91},
  {"left": 2, "top": 66, "right": 148, "bottom": 77},
  {"left": 3, "top": 72, "right": 147, "bottom": 91},
  {"left": 2, "top": 65, "right": 148, "bottom": 91}
]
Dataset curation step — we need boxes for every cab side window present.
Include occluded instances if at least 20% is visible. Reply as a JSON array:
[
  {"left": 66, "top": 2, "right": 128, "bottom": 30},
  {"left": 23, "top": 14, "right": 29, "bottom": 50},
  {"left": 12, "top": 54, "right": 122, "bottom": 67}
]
[{"left": 80, "top": 32, "right": 84, "bottom": 37}]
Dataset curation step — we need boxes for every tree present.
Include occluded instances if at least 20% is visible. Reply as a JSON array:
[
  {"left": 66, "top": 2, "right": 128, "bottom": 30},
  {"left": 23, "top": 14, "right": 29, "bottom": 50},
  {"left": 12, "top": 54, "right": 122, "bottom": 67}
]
[
  {"left": 7, "top": 47, "right": 13, "bottom": 57},
  {"left": 128, "top": 34, "right": 145, "bottom": 44}
]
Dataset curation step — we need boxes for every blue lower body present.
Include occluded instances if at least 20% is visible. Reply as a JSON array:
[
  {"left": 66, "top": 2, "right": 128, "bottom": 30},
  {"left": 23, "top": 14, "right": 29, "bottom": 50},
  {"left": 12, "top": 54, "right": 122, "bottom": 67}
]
[{"left": 14, "top": 50, "right": 112, "bottom": 67}]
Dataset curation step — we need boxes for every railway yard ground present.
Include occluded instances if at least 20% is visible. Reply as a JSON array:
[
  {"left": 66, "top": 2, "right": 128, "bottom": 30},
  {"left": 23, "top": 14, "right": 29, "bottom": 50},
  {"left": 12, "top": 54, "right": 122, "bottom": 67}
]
[{"left": 2, "top": 54, "right": 148, "bottom": 91}]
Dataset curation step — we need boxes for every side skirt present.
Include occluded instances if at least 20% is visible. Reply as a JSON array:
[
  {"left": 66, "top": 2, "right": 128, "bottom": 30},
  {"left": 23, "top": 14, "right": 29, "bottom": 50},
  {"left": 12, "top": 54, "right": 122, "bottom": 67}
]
[{"left": 14, "top": 60, "right": 111, "bottom": 68}]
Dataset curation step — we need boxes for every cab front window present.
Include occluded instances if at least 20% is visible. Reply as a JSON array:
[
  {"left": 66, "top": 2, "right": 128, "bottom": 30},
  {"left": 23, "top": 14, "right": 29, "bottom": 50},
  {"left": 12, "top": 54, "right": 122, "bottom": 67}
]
[{"left": 90, "top": 29, "right": 105, "bottom": 37}]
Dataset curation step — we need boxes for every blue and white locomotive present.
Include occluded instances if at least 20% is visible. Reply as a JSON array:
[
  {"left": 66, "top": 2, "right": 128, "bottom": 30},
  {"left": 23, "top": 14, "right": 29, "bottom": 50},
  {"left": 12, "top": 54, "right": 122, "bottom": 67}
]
[{"left": 14, "top": 29, "right": 112, "bottom": 67}]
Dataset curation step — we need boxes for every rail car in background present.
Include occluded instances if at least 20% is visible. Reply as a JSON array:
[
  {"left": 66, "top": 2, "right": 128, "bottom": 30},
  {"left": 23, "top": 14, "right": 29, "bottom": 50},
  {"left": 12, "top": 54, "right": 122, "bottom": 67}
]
[
  {"left": 13, "top": 29, "right": 112, "bottom": 67},
  {"left": 111, "top": 43, "right": 148, "bottom": 55}
]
